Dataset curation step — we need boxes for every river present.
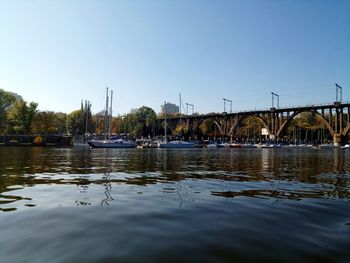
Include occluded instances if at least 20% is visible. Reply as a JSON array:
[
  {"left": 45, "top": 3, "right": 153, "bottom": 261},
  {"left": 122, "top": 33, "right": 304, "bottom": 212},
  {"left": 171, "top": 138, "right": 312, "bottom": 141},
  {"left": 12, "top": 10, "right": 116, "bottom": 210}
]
[{"left": 0, "top": 147, "right": 349, "bottom": 262}]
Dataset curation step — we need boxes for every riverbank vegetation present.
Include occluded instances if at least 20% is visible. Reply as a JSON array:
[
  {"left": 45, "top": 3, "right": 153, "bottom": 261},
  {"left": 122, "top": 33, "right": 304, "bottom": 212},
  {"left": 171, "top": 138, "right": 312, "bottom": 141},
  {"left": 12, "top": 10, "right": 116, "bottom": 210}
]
[{"left": 0, "top": 89, "right": 334, "bottom": 143}]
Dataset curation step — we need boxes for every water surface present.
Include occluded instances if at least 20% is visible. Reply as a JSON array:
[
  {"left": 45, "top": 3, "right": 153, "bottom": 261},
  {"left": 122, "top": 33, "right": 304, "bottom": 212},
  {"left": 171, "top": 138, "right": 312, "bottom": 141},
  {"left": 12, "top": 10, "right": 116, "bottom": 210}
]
[{"left": 0, "top": 147, "right": 349, "bottom": 262}]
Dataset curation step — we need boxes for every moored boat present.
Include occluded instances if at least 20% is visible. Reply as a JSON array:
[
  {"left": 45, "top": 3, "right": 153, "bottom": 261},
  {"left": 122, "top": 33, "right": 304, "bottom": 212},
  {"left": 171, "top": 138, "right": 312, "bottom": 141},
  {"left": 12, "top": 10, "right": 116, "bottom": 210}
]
[
  {"left": 319, "top": 143, "right": 334, "bottom": 149},
  {"left": 341, "top": 144, "right": 350, "bottom": 149},
  {"left": 88, "top": 139, "right": 136, "bottom": 148},
  {"left": 206, "top": 143, "right": 218, "bottom": 148},
  {"left": 242, "top": 143, "right": 258, "bottom": 148},
  {"left": 158, "top": 140, "right": 195, "bottom": 148},
  {"left": 217, "top": 143, "right": 229, "bottom": 148},
  {"left": 73, "top": 142, "right": 90, "bottom": 147},
  {"left": 229, "top": 143, "right": 243, "bottom": 148}
]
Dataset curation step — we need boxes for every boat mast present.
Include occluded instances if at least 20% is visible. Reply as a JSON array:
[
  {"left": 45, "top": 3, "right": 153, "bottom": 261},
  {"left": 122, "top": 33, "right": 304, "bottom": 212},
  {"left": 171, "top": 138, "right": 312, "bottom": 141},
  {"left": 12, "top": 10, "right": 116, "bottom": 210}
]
[
  {"left": 109, "top": 90, "right": 113, "bottom": 141},
  {"left": 179, "top": 93, "right": 182, "bottom": 126},
  {"left": 84, "top": 100, "right": 90, "bottom": 142},
  {"left": 85, "top": 100, "right": 88, "bottom": 135},
  {"left": 164, "top": 101, "right": 167, "bottom": 142},
  {"left": 104, "top": 87, "right": 109, "bottom": 141}
]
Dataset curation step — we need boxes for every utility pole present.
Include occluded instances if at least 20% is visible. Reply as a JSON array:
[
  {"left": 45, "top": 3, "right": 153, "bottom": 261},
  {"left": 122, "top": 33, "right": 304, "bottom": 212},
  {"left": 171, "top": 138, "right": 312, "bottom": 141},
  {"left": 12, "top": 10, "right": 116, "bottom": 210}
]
[
  {"left": 271, "top": 92, "right": 279, "bottom": 108},
  {"left": 186, "top": 103, "right": 194, "bottom": 115},
  {"left": 335, "top": 83, "right": 343, "bottom": 103},
  {"left": 223, "top": 98, "right": 232, "bottom": 113}
]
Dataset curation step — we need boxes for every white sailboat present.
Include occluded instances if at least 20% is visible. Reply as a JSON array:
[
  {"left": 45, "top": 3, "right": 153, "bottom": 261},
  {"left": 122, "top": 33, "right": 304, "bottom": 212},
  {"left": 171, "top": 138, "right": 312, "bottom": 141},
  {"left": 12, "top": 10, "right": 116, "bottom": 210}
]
[
  {"left": 88, "top": 138, "right": 136, "bottom": 148},
  {"left": 158, "top": 140, "right": 195, "bottom": 148},
  {"left": 158, "top": 101, "right": 195, "bottom": 148},
  {"left": 73, "top": 140, "right": 90, "bottom": 147},
  {"left": 88, "top": 88, "right": 136, "bottom": 149}
]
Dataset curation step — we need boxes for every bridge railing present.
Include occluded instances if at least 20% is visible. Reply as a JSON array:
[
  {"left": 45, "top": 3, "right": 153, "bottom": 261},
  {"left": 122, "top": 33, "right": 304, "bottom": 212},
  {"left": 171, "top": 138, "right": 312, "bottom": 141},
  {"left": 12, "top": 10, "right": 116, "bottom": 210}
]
[
  {"left": 216, "top": 101, "right": 350, "bottom": 115},
  {"left": 159, "top": 101, "right": 350, "bottom": 119}
]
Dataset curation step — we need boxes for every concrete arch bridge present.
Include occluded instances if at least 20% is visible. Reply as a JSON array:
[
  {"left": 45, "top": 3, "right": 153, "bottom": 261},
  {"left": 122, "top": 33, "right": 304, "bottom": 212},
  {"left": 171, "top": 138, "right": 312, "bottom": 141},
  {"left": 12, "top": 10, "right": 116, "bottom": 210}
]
[{"left": 158, "top": 102, "right": 350, "bottom": 146}]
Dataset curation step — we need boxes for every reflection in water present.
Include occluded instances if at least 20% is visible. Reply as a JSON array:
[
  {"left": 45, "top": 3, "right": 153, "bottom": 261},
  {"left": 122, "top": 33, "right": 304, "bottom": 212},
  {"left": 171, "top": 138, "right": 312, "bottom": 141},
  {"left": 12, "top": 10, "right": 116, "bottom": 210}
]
[
  {"left": 0, "top": 147, "right": 350, "bottom": 263},
  {"left": 101, "top": 172, "right": 113, "bottom": 206},
  {"left": 75, "top": 182, "right": 90, "bottom": 206},
  {"left": 261, "top": 148, "right": 270, "bottom": 173},
  {"left": 334, "top": 148, "right": 345, "bottom": 174},
  {"left": 0, "top": 147, "right": 350, "bottom": 211}
]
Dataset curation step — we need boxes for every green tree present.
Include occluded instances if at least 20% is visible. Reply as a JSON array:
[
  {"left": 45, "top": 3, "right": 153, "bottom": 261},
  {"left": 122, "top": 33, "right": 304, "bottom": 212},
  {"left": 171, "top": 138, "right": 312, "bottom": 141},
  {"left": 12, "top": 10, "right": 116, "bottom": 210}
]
[
  {"left": 66, "top": 101, "right": 92, "bottom": 136},
  {"left": 7, "top": 99, "right": 38, "bottom": 134},
  {"left": 289, "top": 112, "right": 328, "bottom": 142},
  {"left": 32, "top": 111, "right": 67, "bottom": 134},
  {"left": 66, "top": 110, "right": 84, "bottom": 135},
  {"left": 135, "top": 106, "right": 157, "bottom": 138},
  {"left": 55, "top": 112, "right": 68, "bottom": 134},
  {"left": 122, "top": 109, "right": 138, "bottom": 137},
  {"left": 199, "top": 119, "right": 216, "bottom": 136},
  {"left": 112, "top": 116, "right": 124, "bottom": 134},
  {"left": 0, "top": 89, "right": 16, "bottom": 133},
  {"left": 120, "top": 106, "right": 157, "bottom": 138}
]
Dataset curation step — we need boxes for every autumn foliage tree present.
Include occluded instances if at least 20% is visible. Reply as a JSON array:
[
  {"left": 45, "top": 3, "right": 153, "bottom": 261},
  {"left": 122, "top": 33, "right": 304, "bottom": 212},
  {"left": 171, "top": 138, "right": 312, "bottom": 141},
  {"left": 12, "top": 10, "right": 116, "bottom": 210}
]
[
  {"left": 0, "top": 89, "right": 17, "bottom": 133},
  {"left": 31, "top": 111, "right": 67, "bottom": 134},
  {"left": 7, "top": 99, "right": 38, "bottom": 134}
]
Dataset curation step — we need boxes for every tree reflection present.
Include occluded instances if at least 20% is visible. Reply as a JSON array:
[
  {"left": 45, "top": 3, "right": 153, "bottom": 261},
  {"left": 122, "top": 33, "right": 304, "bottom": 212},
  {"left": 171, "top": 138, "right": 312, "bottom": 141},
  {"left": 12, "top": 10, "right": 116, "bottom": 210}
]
[{"left": 0, "top": 147, "right": 350, "bottom": 212}]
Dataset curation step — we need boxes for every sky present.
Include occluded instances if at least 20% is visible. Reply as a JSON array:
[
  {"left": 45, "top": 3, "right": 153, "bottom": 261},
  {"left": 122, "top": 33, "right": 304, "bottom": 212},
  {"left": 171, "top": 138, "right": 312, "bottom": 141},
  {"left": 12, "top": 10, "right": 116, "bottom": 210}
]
[{"left": 0, "top": 0, "right": 349, "bottom": 115}]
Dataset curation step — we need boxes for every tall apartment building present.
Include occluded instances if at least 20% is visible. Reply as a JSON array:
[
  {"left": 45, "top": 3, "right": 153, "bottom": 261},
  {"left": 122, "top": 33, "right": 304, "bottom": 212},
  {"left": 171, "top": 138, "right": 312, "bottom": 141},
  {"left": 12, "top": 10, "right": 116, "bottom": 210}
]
[{"left": 160, "top": 102, "right": 179, "bottom": 114}]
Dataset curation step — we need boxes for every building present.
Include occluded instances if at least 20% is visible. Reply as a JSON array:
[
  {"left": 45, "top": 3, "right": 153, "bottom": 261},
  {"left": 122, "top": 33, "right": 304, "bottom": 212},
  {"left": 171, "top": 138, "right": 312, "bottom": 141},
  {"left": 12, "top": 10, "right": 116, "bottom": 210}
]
[
  {"left": 160, "top": 102, "right": 179, "bottom": 114},
  {"left": 8, "top": 92, "right": 22, "bottom": 101}
]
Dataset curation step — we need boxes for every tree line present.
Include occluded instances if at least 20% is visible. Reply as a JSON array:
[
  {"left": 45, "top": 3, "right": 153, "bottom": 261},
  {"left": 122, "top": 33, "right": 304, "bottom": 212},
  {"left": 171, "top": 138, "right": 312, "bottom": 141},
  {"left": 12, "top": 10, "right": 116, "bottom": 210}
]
[
  {"left": 0, "top": 89, "right": 159, "bottom": 138},
  {"left": 0, "top": 89, "right": 334, "bottom": 142}
]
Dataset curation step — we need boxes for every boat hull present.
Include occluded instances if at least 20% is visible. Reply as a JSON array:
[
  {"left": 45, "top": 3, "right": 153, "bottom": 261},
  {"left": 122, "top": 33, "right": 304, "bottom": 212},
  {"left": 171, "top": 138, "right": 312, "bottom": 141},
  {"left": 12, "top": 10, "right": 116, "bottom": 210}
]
[
  {"left": 73, "top": 142, "right": 90, "bottom": 147},
  {"left": 88, "top": 140, "right": 136, "bottom": 148},
  {"left": 159, "top": 142, "right": 195, "bottom": 148}
]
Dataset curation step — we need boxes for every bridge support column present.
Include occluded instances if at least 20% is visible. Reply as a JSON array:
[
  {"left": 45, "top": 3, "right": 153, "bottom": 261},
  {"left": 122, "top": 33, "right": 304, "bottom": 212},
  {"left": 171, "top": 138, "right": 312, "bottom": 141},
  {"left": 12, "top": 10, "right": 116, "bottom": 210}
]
[{"left": 333, "top": 134, "right": 342, "bottom": 147}]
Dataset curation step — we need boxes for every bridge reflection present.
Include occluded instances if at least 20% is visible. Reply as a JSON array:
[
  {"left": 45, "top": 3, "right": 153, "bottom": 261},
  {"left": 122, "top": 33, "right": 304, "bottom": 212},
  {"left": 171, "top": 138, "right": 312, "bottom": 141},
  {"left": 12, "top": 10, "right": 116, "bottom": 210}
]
[{"left": 0, "top": 147, "right": 349, "bottom": 211}]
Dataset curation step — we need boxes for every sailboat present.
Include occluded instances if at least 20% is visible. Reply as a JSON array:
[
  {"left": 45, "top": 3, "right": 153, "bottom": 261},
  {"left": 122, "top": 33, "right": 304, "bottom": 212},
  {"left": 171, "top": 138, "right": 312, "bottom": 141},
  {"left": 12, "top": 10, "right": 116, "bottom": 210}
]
[
  {"left": 158, "top": 101, "right": 195, "bottom": 148},
  {"left": 158, "top": 140, "right": 195, "bottom": 148},
  {"left": 88, "top": 138, "right": 136, "bottom": 148},
  {"left": 88, "top": 88, "right": 136, "bottom": 149}
]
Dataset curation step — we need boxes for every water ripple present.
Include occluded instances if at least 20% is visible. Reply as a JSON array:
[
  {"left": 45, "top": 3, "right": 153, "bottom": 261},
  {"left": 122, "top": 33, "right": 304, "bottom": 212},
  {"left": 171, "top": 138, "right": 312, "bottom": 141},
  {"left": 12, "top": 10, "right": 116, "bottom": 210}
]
[{"left": 0, "top": 147, "right": 350, "bottom": 262}]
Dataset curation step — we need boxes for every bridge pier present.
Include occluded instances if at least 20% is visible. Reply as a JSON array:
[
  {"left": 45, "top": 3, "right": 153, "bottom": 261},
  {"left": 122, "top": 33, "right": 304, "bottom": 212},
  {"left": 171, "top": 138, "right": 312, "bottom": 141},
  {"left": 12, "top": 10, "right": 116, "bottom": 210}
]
[{"left": 333, "top": 134, "right": 342, "bottom": 147}]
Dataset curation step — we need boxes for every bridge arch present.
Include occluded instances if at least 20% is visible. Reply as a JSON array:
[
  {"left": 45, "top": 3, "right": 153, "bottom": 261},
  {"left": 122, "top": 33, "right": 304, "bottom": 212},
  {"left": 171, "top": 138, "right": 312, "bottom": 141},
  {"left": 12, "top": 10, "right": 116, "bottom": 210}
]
[
  {"left": 191, "top": 117, "right": 225, "bottom": 137},
  {"left": 342, "top": 124, "right": 350, "bottom": 137},
  {"left": 156, "top": 103, "right": 350, "bottom": 144},
  {"left": 276, "top": 110, "right": 335, "bottom": 138},
  {"left": 228, "top": 114, "right": 270, "bottom": 137}
]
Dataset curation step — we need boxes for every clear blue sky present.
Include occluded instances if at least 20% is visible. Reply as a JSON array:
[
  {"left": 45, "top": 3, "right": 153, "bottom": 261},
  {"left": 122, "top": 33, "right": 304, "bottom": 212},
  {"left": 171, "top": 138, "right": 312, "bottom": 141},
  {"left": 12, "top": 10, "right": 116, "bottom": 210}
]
[{"left": 0, "top": 0, "right": 349, "bottom": 115}]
